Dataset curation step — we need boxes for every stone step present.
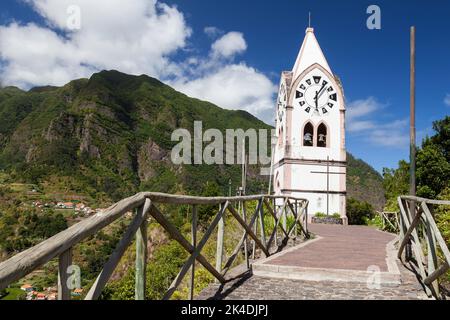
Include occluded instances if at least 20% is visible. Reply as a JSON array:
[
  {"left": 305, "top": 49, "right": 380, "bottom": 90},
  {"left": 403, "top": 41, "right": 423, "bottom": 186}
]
[{"left": 252, "top": 263, "right": 401, "bottom": 285}]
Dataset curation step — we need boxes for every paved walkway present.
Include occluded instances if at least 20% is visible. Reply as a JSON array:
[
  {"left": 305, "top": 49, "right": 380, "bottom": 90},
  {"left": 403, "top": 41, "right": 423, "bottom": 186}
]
[
  {"left": 198, "top": 224, "right": 429, "bottom": 300},
  {"left": 262, "top": 224, "right": 395, "bottom": 272}
]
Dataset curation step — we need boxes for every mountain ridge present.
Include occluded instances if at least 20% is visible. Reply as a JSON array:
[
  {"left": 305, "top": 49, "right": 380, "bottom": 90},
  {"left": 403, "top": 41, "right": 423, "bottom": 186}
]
[{"left": 0, "top": 70, "right": 384, "bottom": 209}]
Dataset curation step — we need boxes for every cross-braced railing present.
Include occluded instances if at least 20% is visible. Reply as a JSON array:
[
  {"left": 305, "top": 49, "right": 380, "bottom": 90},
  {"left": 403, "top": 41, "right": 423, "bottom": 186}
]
[
  {"left": 398, "top": 195, "right": 450, "bottom": 299},
  {"left": 0, "top": 192, "right": 309, "bottom": 300},
  {"left": 376, "top": 211, "right": 400, "bottom": 233}
]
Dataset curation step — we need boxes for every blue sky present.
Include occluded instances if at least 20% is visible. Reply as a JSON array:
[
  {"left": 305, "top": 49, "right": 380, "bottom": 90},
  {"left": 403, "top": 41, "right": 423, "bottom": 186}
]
[{"left": 0, "top": 0, "right": 449, "bottom": 173}]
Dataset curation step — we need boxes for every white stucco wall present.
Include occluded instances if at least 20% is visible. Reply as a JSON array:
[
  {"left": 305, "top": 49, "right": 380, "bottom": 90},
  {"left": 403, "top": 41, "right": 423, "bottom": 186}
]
[{"left": 272, "top": 28, "right": 347, "bottom": 220}]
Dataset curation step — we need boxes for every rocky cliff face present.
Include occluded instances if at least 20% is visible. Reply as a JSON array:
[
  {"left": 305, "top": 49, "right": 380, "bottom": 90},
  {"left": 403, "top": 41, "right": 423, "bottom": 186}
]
[
  {"left": 0, "top": 70, "right": 385, "bottom": 208},
  {"left": 0, "top": 70, "right": 272, "bottom": 201}
]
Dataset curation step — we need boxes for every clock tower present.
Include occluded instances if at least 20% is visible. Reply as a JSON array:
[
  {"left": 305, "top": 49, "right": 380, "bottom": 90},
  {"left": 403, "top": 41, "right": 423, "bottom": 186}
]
[{"left": 273, "top": 27, "right": 347, "bottom": 223}]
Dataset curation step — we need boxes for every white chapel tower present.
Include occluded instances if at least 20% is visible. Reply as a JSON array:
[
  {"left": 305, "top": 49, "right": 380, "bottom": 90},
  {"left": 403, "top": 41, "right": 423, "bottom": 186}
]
[{"left": 273, "top": 27, "right": 347, "bottom": 222}]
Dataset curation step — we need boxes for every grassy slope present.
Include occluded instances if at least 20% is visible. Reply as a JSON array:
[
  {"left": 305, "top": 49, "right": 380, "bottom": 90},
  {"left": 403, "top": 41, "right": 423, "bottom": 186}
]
[{"left": 347, "top": 153, "right": 385, "bottom": 210}]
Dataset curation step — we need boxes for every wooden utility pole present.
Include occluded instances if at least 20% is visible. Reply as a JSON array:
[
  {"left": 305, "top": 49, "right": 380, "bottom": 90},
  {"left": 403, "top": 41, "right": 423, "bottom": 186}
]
[
  {"left": 410, "top": 26, "right": 416, "bottom": 198},
  {"left": 406, "top": 26, "right": 416, "bottom": 262}
]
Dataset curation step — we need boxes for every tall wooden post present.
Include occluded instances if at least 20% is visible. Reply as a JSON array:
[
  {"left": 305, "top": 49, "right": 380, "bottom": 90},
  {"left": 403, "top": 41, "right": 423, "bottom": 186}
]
[
  {"left": 407, "top": 26, "right": 416, "bottom": 261},
  {"left": 410, "top": 26, "right": 416, "bottom": 198},
  {"left": 135, "top": 207, "right": 148, "bottom": 300}
]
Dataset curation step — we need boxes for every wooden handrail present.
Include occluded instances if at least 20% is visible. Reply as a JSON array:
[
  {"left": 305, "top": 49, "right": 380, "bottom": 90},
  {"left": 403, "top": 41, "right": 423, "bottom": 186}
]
[
  {"left": 0, "top": 192, "right": 309, "bottom": 300},
  {"left": 397, "top": 195, "right": 450, "bottom": 299},
  {"left": 0, "top": 192, "right": 150, "bottom": 290}
]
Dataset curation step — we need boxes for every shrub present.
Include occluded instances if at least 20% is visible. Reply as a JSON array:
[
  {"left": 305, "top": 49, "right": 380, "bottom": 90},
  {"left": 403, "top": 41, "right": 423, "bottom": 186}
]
[
  {"left": 315, "top": 212, "right": 326, "bottom": 218},
  {"left": 346, "top": 198, "right": 374, "bottom": 225}
]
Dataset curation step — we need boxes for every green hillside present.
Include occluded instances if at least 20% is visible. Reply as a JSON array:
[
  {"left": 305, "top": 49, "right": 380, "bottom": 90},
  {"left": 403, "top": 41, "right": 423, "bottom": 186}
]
[
  {"left": 0, "top": 70, "right": 384, "bottom": 208},
  {"left": 0, "top": 70, "right": 271, "bottom": 203},
  {"left": 347, "top": 153, "right": 385, "bottom": 210}
]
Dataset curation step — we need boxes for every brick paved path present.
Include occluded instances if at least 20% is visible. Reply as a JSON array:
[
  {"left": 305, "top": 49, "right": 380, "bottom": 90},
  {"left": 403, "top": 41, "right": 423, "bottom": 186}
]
[
  {"left": 198, "top": 224, "right": 429, "bottom": 300},
  {"left": 266, "top": 224, "right": 395, "bottom": 272}
]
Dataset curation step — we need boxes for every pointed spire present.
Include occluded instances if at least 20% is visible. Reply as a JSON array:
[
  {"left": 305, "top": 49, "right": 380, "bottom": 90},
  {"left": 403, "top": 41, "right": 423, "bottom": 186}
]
[{"left": 292, "top": 27, "right": 332, "bottom": 81}]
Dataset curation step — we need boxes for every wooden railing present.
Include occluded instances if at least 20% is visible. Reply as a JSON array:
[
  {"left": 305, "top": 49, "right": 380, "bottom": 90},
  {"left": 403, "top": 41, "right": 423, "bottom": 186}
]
[
  {"left": 376, "top": 211, "right": 400, "bottom": 233},
  {"left": 398, "top": 195, "right": 450, "bottom": 299},
  {"left": 0, "top": 192, "right": 309, "bottom": 300}
]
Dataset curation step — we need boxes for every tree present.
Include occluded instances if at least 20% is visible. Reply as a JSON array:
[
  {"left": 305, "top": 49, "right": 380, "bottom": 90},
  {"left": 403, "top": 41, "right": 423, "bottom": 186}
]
[
  {"left": 198, "top": 181, "right": 221, "bottom": 224},
  {"left": 382, "top": 160, "right": 409, "bottom": 211},
  {"left": 430, "top": 116, "right": 450, "bottom": 161},
  {"left": 347, "top": 198, "right": 374, "bottom": 225},
  {"left": 103, "top": 240, "right": 187, "bottom": 300},
  {"left": 435, "top": 187, "right": 450, "bottom": 243},
  {"left": 417, "top": 142, "right": 450, "bottom": 198},
  {"left": 383, "top": 116, "right": 450, "bottom": 208}
]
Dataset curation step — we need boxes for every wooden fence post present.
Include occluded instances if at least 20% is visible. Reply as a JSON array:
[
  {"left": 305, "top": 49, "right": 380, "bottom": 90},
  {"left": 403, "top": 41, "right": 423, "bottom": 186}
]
[
  {"left": 294, "top": 200, "right": 298, "bottom": 237},
  {"left": 273, "top": 198, "right": 278, "bottom": 246},
  {"left": 189, "top": 205, "right": 198, "bottom": 300},
  {"left": 251, "top": 212, "right": 257, "bottom": 260},
  {"left": 135, "top": 207, "right": 148, "bottom": 300},
  {"left": 282, "top": 203, "right": 287, "bottom": 234},
  {"left": 215, "top": 203, "right": 225, "bottom": 276},
  {"left": 241, "top": 201, "right": 250, "bottom": 269},
  {"left": 58, "top": 248, "right": 72, "bottom": 300},
  {"left": 259, "top": 198, "right": 266, "bottom": 249}
]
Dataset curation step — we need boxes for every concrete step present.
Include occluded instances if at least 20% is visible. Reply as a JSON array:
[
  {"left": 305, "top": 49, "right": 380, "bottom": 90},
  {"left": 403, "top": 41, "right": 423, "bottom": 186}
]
[{"left": 252, "top": 262, "right": 401, "bottom": 285}]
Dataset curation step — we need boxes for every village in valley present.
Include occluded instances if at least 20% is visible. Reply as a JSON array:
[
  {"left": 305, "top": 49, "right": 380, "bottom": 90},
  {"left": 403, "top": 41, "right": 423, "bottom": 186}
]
[
  {"left": 19, "top": 283, "right": 83, "bottom": 301},
  {"left": 31, "top": 200, "right": 101, "bottom": 217}
]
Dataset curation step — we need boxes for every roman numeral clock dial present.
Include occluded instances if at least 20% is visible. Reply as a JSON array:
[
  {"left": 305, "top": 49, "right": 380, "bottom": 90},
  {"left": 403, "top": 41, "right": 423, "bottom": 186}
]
[
  {"left": 277, "top": 83, "right": 287, "bottom": 122},
  {"left": 294, "top": 75, "right": 337, "bottom": 116}
]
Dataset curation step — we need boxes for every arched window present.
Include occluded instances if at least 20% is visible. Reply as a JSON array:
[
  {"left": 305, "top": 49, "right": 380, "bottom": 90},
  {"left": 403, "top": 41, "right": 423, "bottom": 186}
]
[
  {"left": 317, "top": 123, "right": 328, "bottom": 148},
  {"left": 303, "top": 122, "right": 314, "bottom": 147}
]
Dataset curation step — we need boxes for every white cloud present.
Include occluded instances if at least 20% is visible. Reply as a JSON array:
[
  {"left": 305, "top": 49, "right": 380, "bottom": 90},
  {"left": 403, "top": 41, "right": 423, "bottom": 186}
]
[
  {"left": 347, "top": 97, "right": 409, "bottom": 147},
  {"left": 170, "top": 32, "right": 276, "bottom": 115},
  {"left": 347, "top": 120, "right": 377, "bottom": 132},
  {"left": 368, "top": 128, "right": 409, "bottom": 147},
  {"left": 0, "top": 0, "right": 191, "bottom": 88},
  {"left": 0, "top": 1, "right": 276, "bottom": 119},
  {"left": 347, "top": 97, "right": 384, "bottom": 122},
  {"left": 204, "top": 26, "right": 222, "bottom": 38},
  {"left": 346, "top": 97, "right": 385, "bottom": 133},
  {"left": 211, "top": 32, "right": 247, "bottom": 59},
  {"left": 172, "top": 63, "right": 276, "bottom": 114},
  {"left": 445, "top": 94, "right": 450, "bottom": 106}
]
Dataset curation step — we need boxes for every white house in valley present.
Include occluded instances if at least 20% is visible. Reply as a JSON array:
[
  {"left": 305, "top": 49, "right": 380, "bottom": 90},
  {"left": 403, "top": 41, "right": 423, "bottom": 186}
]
[{"left": 273, "top": 27, "right": 347, "bottom": 223}]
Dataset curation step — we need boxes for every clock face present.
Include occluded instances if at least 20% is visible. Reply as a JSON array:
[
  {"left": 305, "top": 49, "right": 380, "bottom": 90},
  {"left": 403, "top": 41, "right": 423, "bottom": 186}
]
[
  {"left": 277, "top": 83, "right": 287, "bottom": 122},
  {"left": 294, "top": 73, "right": 337, "bottom": 116}
]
